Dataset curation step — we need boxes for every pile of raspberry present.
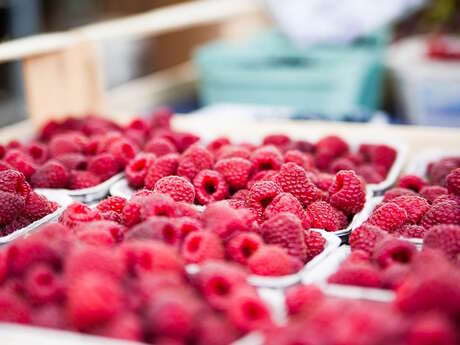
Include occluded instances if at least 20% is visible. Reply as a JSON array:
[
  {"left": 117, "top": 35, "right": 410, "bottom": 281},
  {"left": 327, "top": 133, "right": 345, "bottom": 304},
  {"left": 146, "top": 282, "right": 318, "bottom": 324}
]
[
  {"left": 362, "top": 157, "right": 460, "bottom": 240},
  {"left": 56, "top": 190, "right": 327, "bottom": 277},
  {"left": 266, "top": 271, "right": 460, "bottom": 345},
  {"left": 0, "top": 224, "right": 275, "bottom": 344},
  {"left": 0, "top": 169, "right": 58, "bottom": 236},
  {"left": 0, "top": 108, "right": 199, "bottom": 190}
]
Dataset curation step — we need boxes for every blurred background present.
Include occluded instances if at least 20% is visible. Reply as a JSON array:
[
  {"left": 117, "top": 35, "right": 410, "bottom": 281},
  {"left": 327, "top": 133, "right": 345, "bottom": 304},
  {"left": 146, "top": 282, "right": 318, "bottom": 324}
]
[{"left": 0, "top": 0, "right": 459, "bottom": 127}]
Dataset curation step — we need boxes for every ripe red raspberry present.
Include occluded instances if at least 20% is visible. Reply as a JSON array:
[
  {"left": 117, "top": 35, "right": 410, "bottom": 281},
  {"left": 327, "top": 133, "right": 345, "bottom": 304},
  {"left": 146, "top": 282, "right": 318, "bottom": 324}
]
[
  {"left": 94, "top": 313, "right": 142, "bottom": 342},
  {"left": 154, "top": 175, "right": 195, "bottom": 203},
  {"left": 391, "top": 195, "right": 430, "bottom": 224},
  {"left": 1, "top": 216, "right": 30, "bottom": 235},
  {"left": 328, "top": 170, "right": 366, "bottom": 215},
  {"left": 432, "top": 194, "right": 460, "bottom": 205},
  {"left": 216, "top": 145, "right": 251, "bottom": 160},
  {"left": 357, "top": 164, "right": 385, "bottom": 184},
  {"left": 55, "top": 153, "right": 87, "bottom": 170},
  {"left": 193, "top": 169, "right": 229, "bottom": 205},
  {"left": 446, "top": 168, "right": 460, "bottom": 196},
  {"left": 30, "top": 161, "right": 69, "bottom": 188},
  {"left": 329, "top": 157, "right": 356, "bottom": 175},
  {"left": 307, "top": 201, "right": 348, "bottom": 232},
  {"left": 263, "top": 133, "right": 292, "bottom": 151},
  {"left": 397, "top": 174, "right": 428, "bottom": 192},
  {"left": 396, "top": 224, "right": 427, "bottom": 239},
  {"left": 77, "top": 228, "right": 116, "bottom": 247},
  {"left": 76, "top": 220, "right": 125, "bottom": 243},
  {"left": 195, "top": 261, "right": 247, "bottom": 310},
  {"left": 420, "top": 200, "right": 460, "bottom": 229},
  {"left": 0, "top": 169, "right": 30, "bottom": 199},
  {"left": 194, "top": 312, "right": 240, "bottom": 345},
  {"left": 312, "top": 172, "right": 335, "bottom": 191},
  {"left": 144, "top": 137, "right": 177, "bottom": 157},
  {"left": 247, "top": 170, "right": 278, "bottom": 189},
  {"left": 68, "top": 273, "right": 122, "bottom": 330},
  {"left": 368, "top": 202, "right": 408, "bottom": 232},
  {"left": 174, "top": 216, "right": 202, "bottom": 239},
  {"left": 4, "top": 149, "right": 36, "bottom": 178},
  {"left": 0, "top": 289, "right": 30, "bottom": 324},
  {"left": 428, "top": 158, "right": 458, "bottom": 186},
  {"left": 25, "top": 263, "right": 62, "bottom": 305},
  {"left": 174, "top": 202, "right": 201, "bottom": 220},
  {"left": 96, "top": 131, "right": 123, "bottom": 154},
  {"left": 96, "top": 196, "right": 127, "bottom": 215},
  {"left": 126, "top": 217, "right": 181, "bottom": 247},
  {"left": 181, "top": 231, "right": 224, "bottom": 263},
  {"left": 328, "top": 262, "right": 382, "bottom": 288},
  {"left": 0, "top": 191, "right": 25, "bottom": 225},
  {"left": 214, "top": 157, "right": 252, "bottom": 191},
  {"left": 49, "top": 133, "right": 86, "bottom": 156},
  {"left": 227, "top": 288, "right": 273, "bottom": 332},
  {"left": 424, "top": 224, "right": 460, "bottom": 265},
  {"left": 24, "top": 192, "right": 54, "bottom": 222},
  {"left": 419, "top": 186, "right": 448, "bottom": 203},
  {"left": 285, "top": 284, "right": 324, "bottom": 315},
  {"left": 177, "top": 145, "right": 213, "bottom": 180},
  {"left": 250, "top": 145, "right": 283, "bottom": 172},
  {"left": 304, "top": 230, "right": 326, "bottom": 262},
  {"left": 232, "top": 188, "right": 249, "bottom": 201},
  {"left": 383, "top": 187, "right": 417, "bottom": 202},
  {"left": 381, "top": 263, "right": 411, "bottom": 290},
  {"left": 283, "top": 150, "right": 315, "bottom": 171},
  {"left": 108, "top": 138, "right": 138, "bottom": 168},
  {"left": 225, "top": 232, "right": 263, "bottom": 265},
  {"left": 0, "top": 161, "right": 13, "bottom": 172},
  {"left": 349, "top": 224, "right": 387, "bottom": 255},
  {"left": 264, "top": 192, "right": 311, "bottom": 229},
  {"left": 88, "top": 153, "right": 120, "bottom": 181},
  {"left": 68, "top": 170, "right": 101, "bottom": 189},
  {"left": 406, "top": 312, "right": 458, "bottom": 345},
  {"left": 316, "top": 135, "right": 349, "bottom": 157},
  {"left": 144, "top": 153, "right": 179, "bottom": 189},
  {"left": 365, "top": 144, "right": 397, "bottom": 174},
  {"left": 345, "top": 249, "right": 371, "bottom": 264},
  {"left": 247, "top": 180, "right": 282, "bottom": 222},
  {"left": 261, "top": 212, "right": 307, "bottom": 261},
  {"left": 59, "top": 202, "right": 101, "bottom": 229},
  {"left": 138, "top": 192, "right": 177, "bottom": 220},
  {"left": 125, "top": 153, "right": 156, "bottom": 188},
  {"left": 248, "top": 245, "right": 297, "bottom": 276},
  {"left": 24, "top": 142, "right": 48, "bottom": 164},
  {"left": 373, "top": 237, "right": 416, "bottom": 268},
  {"left": 206, "top": 136, "right": 231, "bottom": 153}
]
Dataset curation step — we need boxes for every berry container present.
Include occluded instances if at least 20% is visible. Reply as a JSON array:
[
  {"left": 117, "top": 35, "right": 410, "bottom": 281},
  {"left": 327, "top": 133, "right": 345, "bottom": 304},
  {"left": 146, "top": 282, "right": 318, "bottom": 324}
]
[
  {"left": 37, "top": 172, "right": 124, "bottom": 204},
  {"left": 302, "top": 245, "right": 396, "bottom": 303},
  {"left": 405, "top": 148, "right": 460, "bottom": 177},
  {"left": 0, "top": 190, "right": 73, "bottom": 244}
]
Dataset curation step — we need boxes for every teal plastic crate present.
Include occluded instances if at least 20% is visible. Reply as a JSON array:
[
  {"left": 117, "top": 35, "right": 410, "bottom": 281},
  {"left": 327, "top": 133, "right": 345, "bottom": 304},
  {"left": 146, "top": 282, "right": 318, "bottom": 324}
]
[{"left": 194, "top": 30, "right": 389, "bottom": 120}]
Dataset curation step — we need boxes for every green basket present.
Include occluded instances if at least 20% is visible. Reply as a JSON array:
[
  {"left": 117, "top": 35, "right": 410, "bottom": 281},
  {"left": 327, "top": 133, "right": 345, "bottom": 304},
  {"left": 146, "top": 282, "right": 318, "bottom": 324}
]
[{"left": 194, "top": 30, "right": 389, "bottom": 120}]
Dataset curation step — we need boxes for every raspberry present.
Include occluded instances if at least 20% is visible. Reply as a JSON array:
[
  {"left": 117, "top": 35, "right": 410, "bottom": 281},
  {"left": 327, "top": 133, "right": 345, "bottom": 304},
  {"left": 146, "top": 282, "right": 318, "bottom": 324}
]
[
  {"left": 144, "top": 153, "right": 179, "bottom": 189},
  {"left": 120, "top": 240, "right": 184, "bottom": 276},
  {"left": 275, "top": 162, "right": 321, "bottom": 207},
  {"left": 96, "top": 196, "right": 127, "bottom": 214},
  {"left": 177, "top": 145, "right": 213, "bottom": 180},
  {"left": 260, "top": 212, "right": 307, "bottom": 261},
  {"left": 285, "top": 284, "right": 324, "bottom": 315},
  {"left": 328, "top": 262, "right": 382, "bottom": 288},
  {"left": 345, "top": 249, "right": 371, "bottom": 263},
  {"left": 0, "top": 169, "right": 30, "bottom": 199},
  {"left": 127, "top": 217, "right": 181, "bottom": 247},
  {"left": 406, "top": 312, "right": 458, "bottom": 345},
  {"left": 225, "top": 232, "right": 263, "bottom": 265},
  {"left": 88, "top": 153, "right": 120, "bottom": 181},
  {"left": 4, "top": 149, "right": 36, "bottom": 178},
  {"left": 0, "top": 289, "right": 30, "bottom": 324},
  {"left": 206, "top": 136, "right": 231, "bottom": 153},
  {"left": 368, "top": 202, "right": 407, "bottom": 232},
  {"left": 349, "top": 224, "right": 387, "bottom": 255},
  {"left": 307, "top": 201, "right": 347, "bottom": 232},
  {"left": 373, "top": 237, "right": 417, "bottom": 268},
  {"left": 26, "top": 142, "right": 49, "bottom": 164},
  {"left": 380, "top": 263, "right": 411, "bottom": 290},
  {"left": 138, "top": 192, "right": 177, "bottom": 220},
  {"left": 428, "top": 158, "right": 458, "bottom": 186},
  {"left": 227, "top": 288, "right": 273, "bottom": 332},
  {"left": 125, "top": 153, "right": 156, "bottom": 188},
  {"left": 25, "top": 263, "right": 62, "bottom": 305},
  {"left": 397, "top": 174, "right": 428, "bottom": 192},
  {"left": 424, "top": 224, "right": 460, "bottom": 265},
  {"left": 433, "top": 194, "right": 460, "bottom": 205},
  {"left": 24, "top": 192, "right": 54, "bottom": 222},
  {"left": 144, "top": 137, "right": 177, "bottom": 157},
  {"left": 420, "top": 200, "right": 460, "bottom": 229},
  {"left": 31, "top": 305, "right": 66, "bottom": 329},
  {"left": 59, "top": 202, "right": 101, "bottom": 229},
  {"left": 68, "top": 273, "right": 122, "bottom": 330},
  {"left": 68, "top": 170, "right": 101, "bottom": 189},
  {"left": 328, "top": 170, "right": 366, "bottom": 215},
  {"left": 76, "top": 220, "right": 125, "bottom": 243},
  {"left": 195, "top": 261, "right": 247, "bottom": 310},
  {"left": 247, "top": 170, "right": 278, "bottom": 189},
  {"left": 174, "top": 216, "right": 202, "bottom": 239},
  {"left": 329, "top": 157, "right": 356, "bottom": 174},
  {"left": 1, "top": 216, "right": 30, "bottom": 235},
  {"left": 248, "top": 245, "right": 298, "bottom": 276},
  {"left": 283, "top": 150, "right": 315, "bottom": 171},
  {"left": 396, "top": 224, "right": 427, "bottom": 239},
  {"left": 55, "top": 153, "right": 87, "bottom": 170},
  {"left": 391, "top": 195, "right": 430, "bottom": 224},
  {"left": 181, "top": 231, "right": 224, "bottom": 263},
  {"left": 174, "top": 202, "right": 201, "bottom": 220},
  {"left": 0, "top": 161, "right": 13, "bottom": 171},
  {"left": 94, "top": 313, "right": 142, "bottom": 341},
  {"left": 366, "top": 144, "right": 397, "bottom": 174},
  {"left": 214, "top": 157, "right": 252, "bottom": 191},
  {"left": 250, "top": 145, "right": 283, "bottom": 172},
  {"left": 0, "top": 191, "right": 24, "bottom": 225},
  {"left": 154, "top": 176, "right": 195, "bottom": 203},
  {"left": 193, "top": 169, "right": 229, "bottom": 205},
  {"left": 419, "top": 185, "right": 448, "bottom": 203},
  {"left": 304, "top": 230, "right": 326, "bottom": 262},
  {"left": 383, "top": 187, "right": 417, "bottom": 202},
  {"left": 446, "top": 168, "right": 460, "bottom": 196},
  {"left": 313, "top": 172, "right": 335, "bottom": 191},
  {"left": 314, "top": 148, "right": 335, "bottom": 170},
  {"left": 263, "top": 133, "right": 292, "bottom": 151},
  {"left": 264, "top": 192, "right": 311, "bottom": 229},
  {"left": 194, "top": 312, "right": 240, "bottom": 345},
  {"left": 77, "top": 228, "right": 116, "bottom": 246},
  {"left": 232, "top": 188, "right": 249, "bottom": 201},
  {"left": 247, "top": 181, "right": 282, "bottom": 222},
  {"left": 216, "top": 145, "right": 251, "bottom": 160},
  {"left": 316, "top": 135, "right": 349, "bottom": 157},
  {"left": 30, "top": 161, "right": 69, "bottom": 188},
  {"left": 49, "top": 133, "right": 85, "bottom": 156},
  {"left": 357, "top": 164, "right": 385, "bottom": 184}
]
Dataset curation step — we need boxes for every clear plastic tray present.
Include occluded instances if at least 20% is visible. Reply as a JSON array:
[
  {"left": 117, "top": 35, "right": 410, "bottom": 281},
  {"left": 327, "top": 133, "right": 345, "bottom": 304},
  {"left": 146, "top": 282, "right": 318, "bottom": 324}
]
[
  {"left": 37, "top": 172, "right": 124, "bottom": 203},
  {"left": 0, "top": 190, "right": 73, "bottom": 244}
]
